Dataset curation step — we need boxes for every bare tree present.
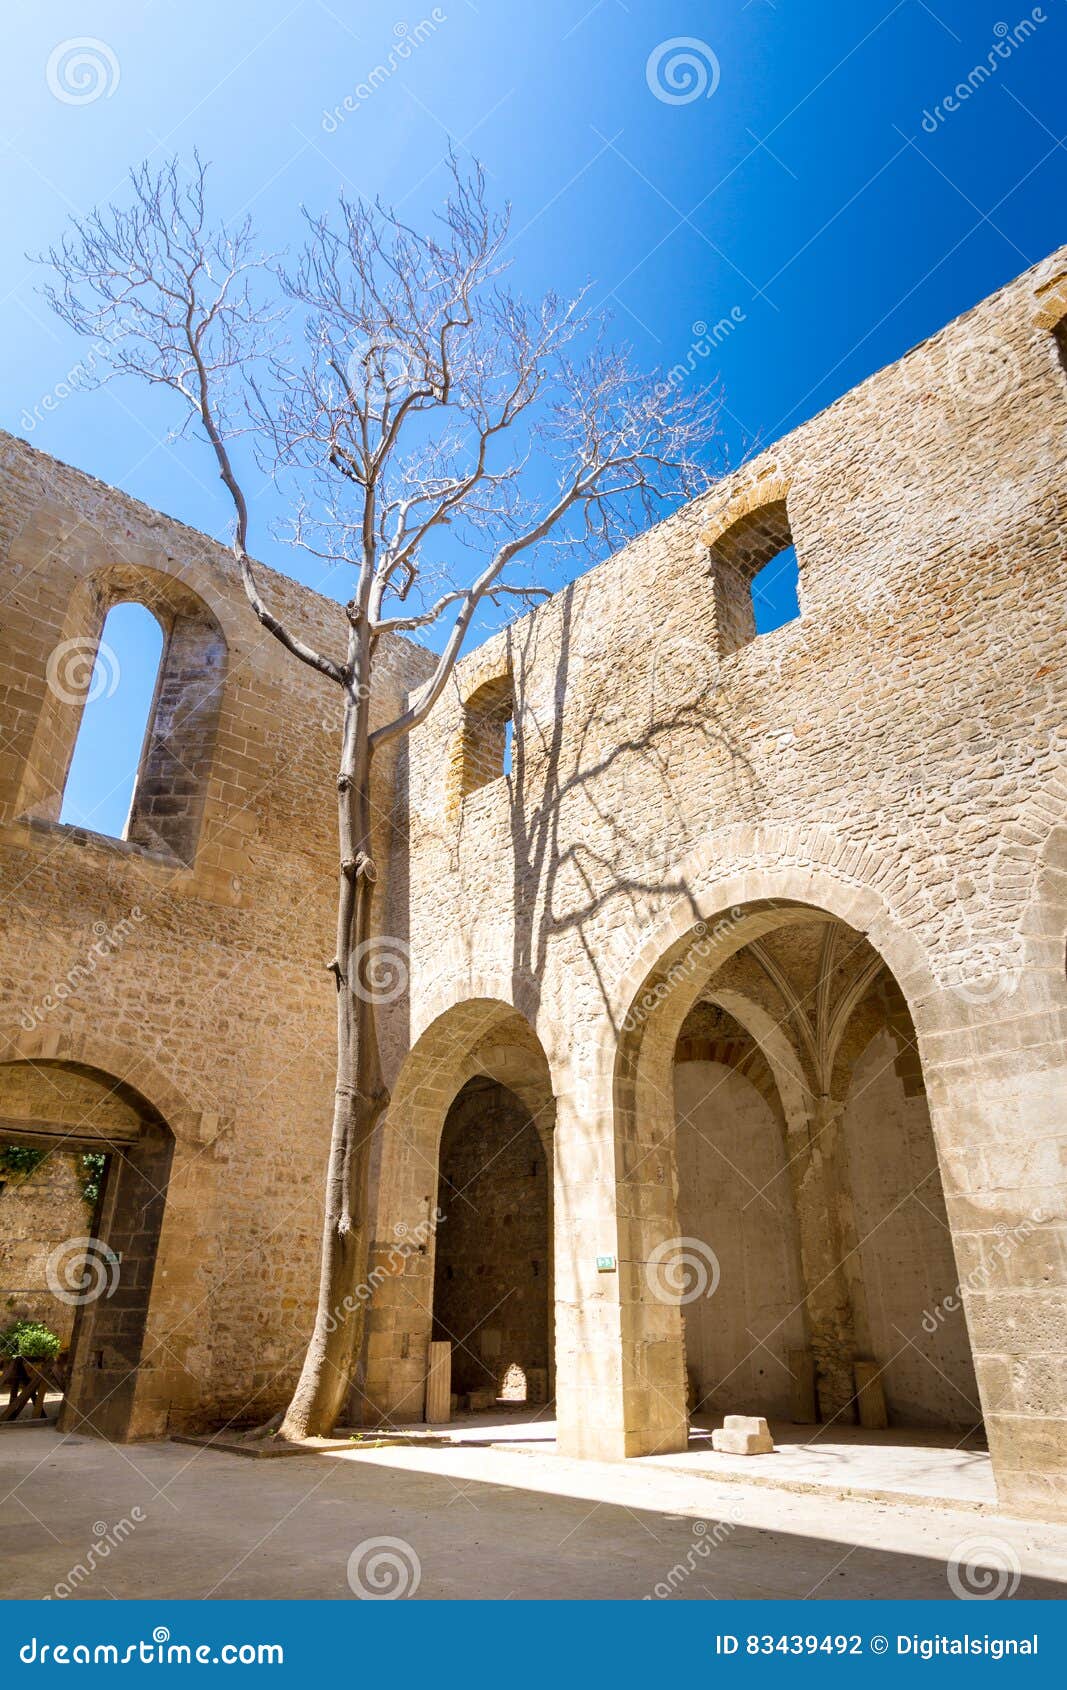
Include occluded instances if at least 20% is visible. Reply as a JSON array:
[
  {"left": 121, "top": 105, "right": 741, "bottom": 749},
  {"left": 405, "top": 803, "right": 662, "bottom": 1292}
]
[{"left": 40, "top": 153, "right": 721, "bottom": 1439}]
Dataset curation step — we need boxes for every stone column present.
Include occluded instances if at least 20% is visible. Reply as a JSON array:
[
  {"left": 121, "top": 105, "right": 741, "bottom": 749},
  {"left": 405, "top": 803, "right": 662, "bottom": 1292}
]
[
  {"left": 552, "top": 1082, "right": 632, "bottom": 1459},
  {"left": 922, "top": 978, "right": 1067, "bottom": 1522}
]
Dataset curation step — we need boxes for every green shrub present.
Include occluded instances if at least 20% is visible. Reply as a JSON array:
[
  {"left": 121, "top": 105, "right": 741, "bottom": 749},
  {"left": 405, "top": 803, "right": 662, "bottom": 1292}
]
[
  {"left": 0, "top": 1144, "right": 47, "bottom": 1183},
  {"left": 78, "top": 1150, "right": 107, "bottom": 1211},
  {"left": 0, "top": 1319, "right": 61, "bottom": 1360}
]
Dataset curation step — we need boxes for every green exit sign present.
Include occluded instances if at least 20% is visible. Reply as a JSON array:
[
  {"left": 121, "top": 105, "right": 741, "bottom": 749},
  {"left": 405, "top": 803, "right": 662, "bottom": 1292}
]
[{"left": 596, "top": 1254, "right": 616, "bottom": 1272}]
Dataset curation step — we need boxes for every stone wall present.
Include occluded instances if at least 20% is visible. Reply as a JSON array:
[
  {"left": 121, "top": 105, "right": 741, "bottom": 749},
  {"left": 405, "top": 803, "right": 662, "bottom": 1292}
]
[
  {"left": 0, "top": 434, "right": 433, "bottom": 1436},
  {"left": 0, "top": 250, "right": 1065, "bottom": 1519},
  {"left": 378, "top": 247, "right": 1067, "bottom": 1518},
  {"left": 0, "top": 1149, "right": 87, "bottom": 1348}
]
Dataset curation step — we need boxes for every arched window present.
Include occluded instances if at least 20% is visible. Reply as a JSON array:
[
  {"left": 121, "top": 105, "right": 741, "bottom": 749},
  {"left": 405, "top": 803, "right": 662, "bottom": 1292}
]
[
  {"left": 16, "top": 565, "right": 227, "bottom": 866},
  {"left": 446, "top": 669, "right": 515, "bottom": 815},
  {"left": 59, "top": 602, "right": 164, "bottom": 840},
  {"left": 707, "top": 496, "right": 802, "bottom": 655}
]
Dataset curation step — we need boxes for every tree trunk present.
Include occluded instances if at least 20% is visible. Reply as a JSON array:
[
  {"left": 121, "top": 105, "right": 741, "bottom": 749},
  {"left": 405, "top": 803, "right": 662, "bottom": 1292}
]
[{"left": 279, "top": 679, "right": 387, "bottom": 1440}]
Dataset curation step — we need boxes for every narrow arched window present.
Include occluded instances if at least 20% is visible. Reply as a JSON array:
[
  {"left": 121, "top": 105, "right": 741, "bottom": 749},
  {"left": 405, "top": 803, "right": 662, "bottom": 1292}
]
[
  {"left": 446, "top": 669, "right": 515, "bottom": 815},
  {"left": 59, "top": 602, "right": 164, "bottom": 841},
  {"left": 707, "top": 498, "right": 802, "bottom": 655}
]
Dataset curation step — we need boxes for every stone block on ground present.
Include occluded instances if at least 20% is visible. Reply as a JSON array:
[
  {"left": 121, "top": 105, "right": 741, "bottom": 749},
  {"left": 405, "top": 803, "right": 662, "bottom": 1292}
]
[{"left": 711, "top": 1414, "right": 775, "bottom": 1455}]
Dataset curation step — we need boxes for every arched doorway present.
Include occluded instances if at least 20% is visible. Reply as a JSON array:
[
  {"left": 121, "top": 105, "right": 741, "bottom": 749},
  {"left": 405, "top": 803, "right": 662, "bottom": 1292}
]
[
  {"left": 431, "top": 1077, "right": 550, "bottom": 1410},
  {"left": 673, "top": 1001, "right": 807, "bottom": 1422},
  {"left": 359, "top": 998, "right": 556, "bottom": 1427},
  {"left": 615, "top": 898, "right": 984, "bottom": 1455},
  {"left": 0, "top": 1058, "right": 173, "bottom": 1440}
]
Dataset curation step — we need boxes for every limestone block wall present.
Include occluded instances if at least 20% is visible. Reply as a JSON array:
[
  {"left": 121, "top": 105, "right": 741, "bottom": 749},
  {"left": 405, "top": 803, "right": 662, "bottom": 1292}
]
[
  {"left": 842, "top": 1030, "right": 980, "bottom": 1429},
  {"left": 0, "top": 1150, "right": 87, "bottom": 1347},
  {"left": 674, "top": 1060, "right": 806, "bottom": 1422},
  {"left": 0, "top": 248, "right": 1065, "bottom": 1519},
  {"left": 0, "top": 433, "right": 433, "bottom": 1434},
  {"left": 382, "top": 248, "right": 1067, "bottom": 1518}
]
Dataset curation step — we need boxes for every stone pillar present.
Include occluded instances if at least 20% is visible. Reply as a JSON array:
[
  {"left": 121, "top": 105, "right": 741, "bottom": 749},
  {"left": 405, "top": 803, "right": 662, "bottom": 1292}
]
[
  {"left": 552, "top": 1083, "right": 630, "bottom": 1459},
  {"left": 799, "top": 1095, "right": 862, "bottom": 1421},
  {"left": 923, "top": 980, "right": 1067, "bottom": 1522}
]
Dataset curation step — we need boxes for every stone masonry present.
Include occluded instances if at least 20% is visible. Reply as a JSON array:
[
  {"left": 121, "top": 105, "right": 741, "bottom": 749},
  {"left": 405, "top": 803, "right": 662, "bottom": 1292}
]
[{"left": 0, "top": 250, "right": 1065, "bottom": 1519}]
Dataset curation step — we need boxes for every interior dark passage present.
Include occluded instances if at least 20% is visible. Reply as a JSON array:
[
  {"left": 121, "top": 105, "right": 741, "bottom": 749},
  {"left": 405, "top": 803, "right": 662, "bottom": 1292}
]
[
  {"left": 431, "top": 1077, "right": 550, "bottom": 1408},
  {"left": 0, "top": 1060, "right": 172, "bottom": 1439}
]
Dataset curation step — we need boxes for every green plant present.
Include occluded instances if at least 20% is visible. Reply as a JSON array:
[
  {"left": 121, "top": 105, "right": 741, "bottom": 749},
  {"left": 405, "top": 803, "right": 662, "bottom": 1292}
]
[
  {"left": 78, "top": 1150, "right": 107, "bottom": 1212},
  {"left": 0, "top": 1144, "right": 47, "bottom": 1184},
  {"left": 0, "top": 1319, "right": 61, "bottom": 1360}
]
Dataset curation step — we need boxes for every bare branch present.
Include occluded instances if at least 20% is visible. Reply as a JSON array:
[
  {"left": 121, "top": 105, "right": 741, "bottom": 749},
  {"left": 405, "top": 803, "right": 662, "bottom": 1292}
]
[{"left": 37, "top": 154, "right": 347, "bottom": 686}]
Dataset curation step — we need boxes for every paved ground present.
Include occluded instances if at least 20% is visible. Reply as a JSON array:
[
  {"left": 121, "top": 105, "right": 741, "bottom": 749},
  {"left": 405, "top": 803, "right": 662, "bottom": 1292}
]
[
  {"left": 425, "top": 1412, "right": 998, "bottom": 1508},
  {"left": 2, "top": 1425, "right": 1066, "bottom": 1601}
]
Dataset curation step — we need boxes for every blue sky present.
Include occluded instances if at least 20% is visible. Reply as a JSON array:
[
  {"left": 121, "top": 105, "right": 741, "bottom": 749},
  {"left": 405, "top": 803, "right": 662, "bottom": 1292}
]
[{"left": 4, "top": 0, "right": 1066, "bottom": 832}]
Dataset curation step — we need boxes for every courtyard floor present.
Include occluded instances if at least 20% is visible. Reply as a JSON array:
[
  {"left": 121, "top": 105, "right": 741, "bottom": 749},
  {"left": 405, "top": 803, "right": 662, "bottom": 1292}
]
[{"left": 2, "top": 1422, "right": 1067, "bottom": 1601}]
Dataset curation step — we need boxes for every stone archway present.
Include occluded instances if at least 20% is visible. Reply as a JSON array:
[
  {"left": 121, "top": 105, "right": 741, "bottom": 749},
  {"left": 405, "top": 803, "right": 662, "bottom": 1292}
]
[
  {"left": 609, "top": 894, "right": 984, "bottom": 1461},
  {"left": 358, "top": 997, "right": 556, "bottom": 1425},
  {"left": 430, "top": 1077, "right": 551, "bottom": 1410},
  {"left": 0, "top": 1057, "right": 174, "bottom": 1440}
]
